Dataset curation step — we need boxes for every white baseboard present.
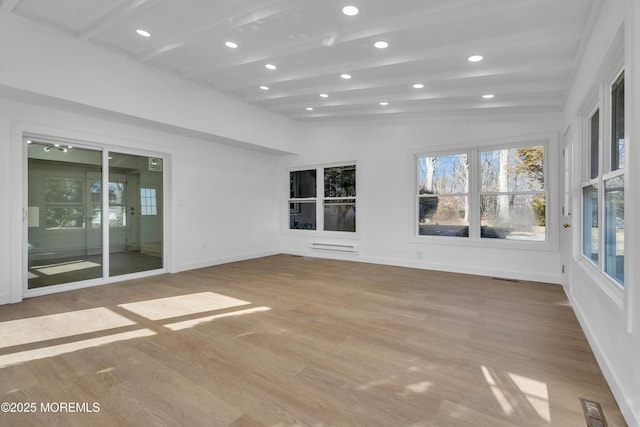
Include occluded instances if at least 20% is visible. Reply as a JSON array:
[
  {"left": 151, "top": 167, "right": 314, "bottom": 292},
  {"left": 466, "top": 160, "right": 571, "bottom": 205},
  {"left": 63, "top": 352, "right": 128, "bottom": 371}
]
[
  {"left": 173, "top": 250, "right": 280, "bottom": 273},
  {"left": 282, "top": 249, "right": 562, "bottom": 284},
  {"left": 0, "top": 293, "right": 10, "bottom": 305},
  {"left": 566, "top": 290, "right": 638, "bottom": 427}
]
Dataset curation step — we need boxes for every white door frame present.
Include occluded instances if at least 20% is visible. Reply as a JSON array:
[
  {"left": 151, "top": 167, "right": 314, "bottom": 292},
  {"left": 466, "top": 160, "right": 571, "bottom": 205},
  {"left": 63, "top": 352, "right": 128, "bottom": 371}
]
[{"left": 560, "top": 126, "right": 574, "bottom": 291}]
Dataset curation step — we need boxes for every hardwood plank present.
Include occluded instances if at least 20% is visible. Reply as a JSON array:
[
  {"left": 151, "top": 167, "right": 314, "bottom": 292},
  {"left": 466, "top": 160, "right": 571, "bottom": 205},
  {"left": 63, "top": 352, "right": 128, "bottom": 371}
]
[{"left": 0, "top": 255, "right": 628, "bottom": 426}]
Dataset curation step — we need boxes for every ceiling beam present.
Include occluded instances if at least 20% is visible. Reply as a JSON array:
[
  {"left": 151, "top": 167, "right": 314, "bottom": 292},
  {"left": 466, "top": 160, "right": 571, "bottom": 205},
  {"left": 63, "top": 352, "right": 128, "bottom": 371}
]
[
  {"left": 135, "top": 0, "right": 312, "bottom": 63},
  {"left": 77, "top": 0, "right": 167, "bottom": 40},
  {"left": 288, "top": 102, "right": 563, "bottom": 121},
  {"left": 183, "top": 19, "right": 583, "bottom": 86},
  {"left": 210, "top": 41, "right": 577, "bottom": 94},
  {"left": 136, "top": 0, "right": 479, "bottom": 66},
  {"left": 0, "top": 0, "right": 22, "bottom": 14},
  {"left": 261, "top": 81, "right": 568, "bottom": 111}
]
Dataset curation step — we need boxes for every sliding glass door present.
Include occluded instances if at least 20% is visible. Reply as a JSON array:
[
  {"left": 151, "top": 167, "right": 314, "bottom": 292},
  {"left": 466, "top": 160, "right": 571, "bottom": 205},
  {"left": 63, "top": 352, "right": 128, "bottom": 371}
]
[
  {"left": 108, "top": 152, "right": 163, "bottom": 277},
  {"left": 27, "top": 138, "right": 164, "bottom": 290},
  {"left": 27, "top": 142, "right": 103, "bottom": 288}
]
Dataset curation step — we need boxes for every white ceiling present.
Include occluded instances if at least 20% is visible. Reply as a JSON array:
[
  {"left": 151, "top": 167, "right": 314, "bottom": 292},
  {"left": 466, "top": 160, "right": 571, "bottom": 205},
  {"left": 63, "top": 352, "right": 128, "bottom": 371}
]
[{"left": 6, "top": 0, "right": 599, "bottom": 121}]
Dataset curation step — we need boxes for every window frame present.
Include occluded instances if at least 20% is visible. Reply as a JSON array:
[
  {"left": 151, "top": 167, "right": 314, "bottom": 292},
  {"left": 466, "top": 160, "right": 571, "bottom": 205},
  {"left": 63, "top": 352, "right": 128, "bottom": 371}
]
[
  {"left": 416, "top": 150, "right": 470, "bottom": 238},
  {"left": 140, "top": 187, "right": 158, "bottom": 216},
  {"left": 43, "top": 176, "right": 87, "bottom": 230},
  {"left": 578, "top": 62, "right": 626, "bottom": 298},
  {"left": 287, "top": 162, "right": 358, "bottom": 235},
  {"left": 478, "top": 144, "right": 547, "bottom": 242},
  {"left": 414, "top": 137, "right": 552, "bottom": 248}
]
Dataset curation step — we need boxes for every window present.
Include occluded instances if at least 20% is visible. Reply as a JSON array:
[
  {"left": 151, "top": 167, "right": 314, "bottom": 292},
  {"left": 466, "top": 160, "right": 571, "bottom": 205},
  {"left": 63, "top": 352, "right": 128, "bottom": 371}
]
[
  {"left": 604, "top": 71, "right": 624, "bottom": 285},
  {"left": 289, "top": 169, "right": 317, "bottom": 230},
  {"left": 417, "top": 153, "right": 469, "bottom": 237},
  {"left": 604, "top": 175, "right": 624, "bottom": 284},
  {"left": 108, "top": 179, "right": 126, "bottom": 227},
  {"left": 582, "top": 184, "right": 599, "bottom": 264},
  {"left": 44, "top": 177, "right": 85, "bottom": 229},
  {"left": 140, "top": 188, "right": 158, "bottom": 216},
  {"left": 611, "top": 73, "right": 625, "bottom": 171},
  {"left": 289, "top": 164, "right": 356, "bottom": 232},
  {"left": 581, "top": 70, "right": 625, "bottom": 287},
  {"left": 480, "top": 146, "right": 546, "bottom": 240},
  {"left": 324, "top": 165, "right": 356, "bottom": 232},
  {"left": 416, "top": 143, "right": 546, "bottom": 241},
  {"left": 590, "top": 110, "right": 600, "bottom": 179}
]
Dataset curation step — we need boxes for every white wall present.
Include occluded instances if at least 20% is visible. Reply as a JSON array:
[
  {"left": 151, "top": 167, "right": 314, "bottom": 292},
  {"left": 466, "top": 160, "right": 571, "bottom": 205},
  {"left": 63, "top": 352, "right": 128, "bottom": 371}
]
[
  {"left": 0, "top": 97, "right": 285, "bottom": 305},
  {"left": 281, "top": 113, "right": 563, "bottom": 284},
  {"left": 0, "top": 12, "right": 298, "bottom": 154},
  {"left": 562, "top": 0, "right": 639, "bottom": 425}
]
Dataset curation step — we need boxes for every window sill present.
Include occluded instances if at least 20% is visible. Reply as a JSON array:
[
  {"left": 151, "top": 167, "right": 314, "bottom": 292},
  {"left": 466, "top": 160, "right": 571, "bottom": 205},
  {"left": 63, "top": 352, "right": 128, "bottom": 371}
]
[
  {"left": 576, "top": 256, "right": 624, "bottom": 309},
  {"left": 410, "top": 234, "right": 557, "bottom": 252},
  {"left": 285, "top": 228, "right": 361, "bottom": 240}
]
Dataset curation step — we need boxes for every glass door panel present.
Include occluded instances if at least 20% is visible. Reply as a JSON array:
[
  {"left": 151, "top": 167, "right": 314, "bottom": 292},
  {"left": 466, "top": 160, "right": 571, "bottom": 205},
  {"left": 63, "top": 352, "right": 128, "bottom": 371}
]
[
  {"left": 27, "top": 142, "right": 103, "bottom": 288},
  {"left": 108, "top": 152, "right": 163, "bottom": 277}
]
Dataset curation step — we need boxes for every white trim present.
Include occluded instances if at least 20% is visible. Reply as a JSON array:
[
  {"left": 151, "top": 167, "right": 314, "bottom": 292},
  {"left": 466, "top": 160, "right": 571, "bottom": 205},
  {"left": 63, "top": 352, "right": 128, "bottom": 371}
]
[
  {"left": 174, "top": 250, "right": 280, "bottom": 273},
  {"left": 576, "top": 258, "right": 624, "bottom": 308},
  {"left": 413, "top": 133, "right": 557, "bottom": 250},
  {"left": 576, "top": 27, "right": 627, "bottom": 306},
  {"left": 282, "top": 250, "right": 561, "bottom": 284},
  {"left": 623, "top": 0, "right": 637, "bottom": 335},
  {"left": 286, "top": 161, "right": 359, "bottom": 236},
  {"left": 17, "top": 123, "right": 170, "bottom": 300},
  {"left": 23, "top": 267, "right": 165, "bottom": 299},
  {"left": 567, "top": 289, "right": 638, "bottom": 427},
  {"left": 0, "top": 293, "right": 10, "bottom": 305}
]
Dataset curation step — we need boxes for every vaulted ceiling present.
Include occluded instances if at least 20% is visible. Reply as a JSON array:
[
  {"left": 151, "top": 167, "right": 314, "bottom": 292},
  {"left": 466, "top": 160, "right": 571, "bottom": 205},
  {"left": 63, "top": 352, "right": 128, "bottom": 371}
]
[{"left": 5, "top": 0, "right": 599, "bottom": 121}]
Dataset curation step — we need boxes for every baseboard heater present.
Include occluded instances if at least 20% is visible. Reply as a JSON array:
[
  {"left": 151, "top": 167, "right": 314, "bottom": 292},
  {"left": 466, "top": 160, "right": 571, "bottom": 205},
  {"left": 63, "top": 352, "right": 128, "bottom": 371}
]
[{"left": 310, "top": 242, "right": 359, "bottom": 254}]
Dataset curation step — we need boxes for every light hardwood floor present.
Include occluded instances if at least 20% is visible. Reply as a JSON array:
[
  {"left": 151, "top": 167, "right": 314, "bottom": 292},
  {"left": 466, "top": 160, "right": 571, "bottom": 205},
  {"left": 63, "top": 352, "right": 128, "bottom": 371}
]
[{"left": 0, "top": 255, "right": 627, "bottom": 426}]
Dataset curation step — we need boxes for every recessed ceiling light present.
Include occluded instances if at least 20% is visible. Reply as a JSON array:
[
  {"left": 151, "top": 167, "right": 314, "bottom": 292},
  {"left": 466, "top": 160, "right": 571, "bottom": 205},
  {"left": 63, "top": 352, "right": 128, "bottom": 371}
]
[
  {"left": 379, "top": 101, "right": 389, "bottom": 106},
  {"left": 225, "top": 41, "right": 238, "bottom": 49},
  {"left": 260, "top": 86, "right": 269, "bottom": 91},
  {"left": 482, "top": 94, "right": 495, "bottom": 99},
  {"left": 468, "top": 54, "right": 483, "bottom": 62},
  {"left": 320, "top": 93, "right": 329, "bottom": 98},
  {"left": 306, "top": 107, "right": 314, "bottom": 111},
  {"left": 413, "top": 83, "right": 424, "bottom": 89},
  {"left": 342, "top": 5, "right": 359, "bottom": 16},
  {"left": 265, "top": 64, "right": 277, "bottom": 70},
  {"left": 136, "top": 29, "right": 151, "bottom": 38},
  {"left": 374, "top": 41, "right": 388, "bottom": 49},
  {"left": 341, "top": 73, "right": 352, "bottom": 79}
]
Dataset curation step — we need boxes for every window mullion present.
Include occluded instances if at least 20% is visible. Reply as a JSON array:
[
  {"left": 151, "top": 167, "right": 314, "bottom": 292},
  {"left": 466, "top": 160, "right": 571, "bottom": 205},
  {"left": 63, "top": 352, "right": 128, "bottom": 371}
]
[{"left": 469, "top": 148, "right": 480, "bottom": 239}]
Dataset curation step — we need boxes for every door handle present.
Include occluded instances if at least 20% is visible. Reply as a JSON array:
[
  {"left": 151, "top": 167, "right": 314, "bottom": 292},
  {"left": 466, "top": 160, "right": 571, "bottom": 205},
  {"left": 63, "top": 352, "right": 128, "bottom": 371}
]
[{"left": 563, "top": 223, "right": 571, "bottom": 228}]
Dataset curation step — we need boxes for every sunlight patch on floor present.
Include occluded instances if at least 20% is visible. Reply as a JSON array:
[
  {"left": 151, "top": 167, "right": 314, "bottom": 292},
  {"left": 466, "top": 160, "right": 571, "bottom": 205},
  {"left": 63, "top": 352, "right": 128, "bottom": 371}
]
[
  {"left": 481, "top": 365, "right": 551, "bottom": 423},
  {"left": 33, "top": 260, "right": 101, "bottom": 276},
  {"left": 509, "top": 372, "right": 551, "bottom": 422},
  {"left": 119, "top": 291, "right": 251, "bottom": 320},
  {"left": 165, "top": 306, "right": 271, "bottom": 331},
  {"left": 0, "top": 329, "right": 155, "bottom": 369},
  {"left": 405, "top": 381, "right": 433, "bottom": 393},
  {"left": 482, "top": 365, "right": 515, "bottom": 416},
  {"left": 0, "top": 307, "right": 136, "bottom": 348}
]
